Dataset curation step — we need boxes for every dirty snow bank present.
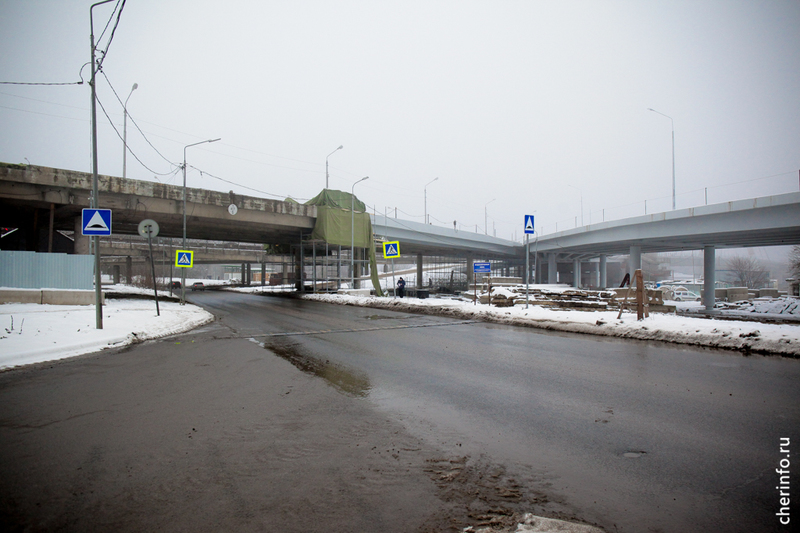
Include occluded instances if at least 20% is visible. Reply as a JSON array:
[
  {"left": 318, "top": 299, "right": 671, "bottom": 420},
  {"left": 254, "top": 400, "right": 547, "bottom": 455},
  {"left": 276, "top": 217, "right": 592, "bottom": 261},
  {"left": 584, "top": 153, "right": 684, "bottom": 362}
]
[
  {"left": 300, "top": 293, "right": 800, "bottom": 357},
  {"left": 0, "top": 299, "right": 214, "bottom": 369}
]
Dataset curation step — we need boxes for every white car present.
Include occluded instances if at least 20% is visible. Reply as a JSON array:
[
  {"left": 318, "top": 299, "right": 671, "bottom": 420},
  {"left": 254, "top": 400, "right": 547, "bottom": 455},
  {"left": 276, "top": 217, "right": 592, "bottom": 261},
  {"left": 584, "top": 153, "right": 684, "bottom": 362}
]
[{"left": 672, "top": 290, "right": 701, "bottom": 301}]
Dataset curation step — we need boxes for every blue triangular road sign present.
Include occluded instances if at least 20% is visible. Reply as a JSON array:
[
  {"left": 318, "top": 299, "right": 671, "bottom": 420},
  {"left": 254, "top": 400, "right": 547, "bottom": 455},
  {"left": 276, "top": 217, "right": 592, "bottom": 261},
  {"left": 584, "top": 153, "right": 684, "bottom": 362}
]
[{"left": 524, "top": 215, "right": 535, "bottom": 234}]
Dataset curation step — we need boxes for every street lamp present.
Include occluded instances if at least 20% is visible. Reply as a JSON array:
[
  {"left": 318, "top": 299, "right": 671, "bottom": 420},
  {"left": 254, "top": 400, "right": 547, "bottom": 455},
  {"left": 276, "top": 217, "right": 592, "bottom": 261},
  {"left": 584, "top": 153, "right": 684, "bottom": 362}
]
[
  {"left": 181, "top": 137, "right": 220, "bottom": 304},
  {"left": 648, "top": 108, "right": 676, "bottom": 210},
  {"left": 567, "top": 184, "right": 583, "bottom": 226},
  {"left": 484, "top": 198, "right": 496, "bottom": 235},
  {"left": 122, "top": 82, "right": 138, "bottom": 179},
  {"left": 326, "top": 145, "right": 343, "bottom": 189},
  {"left": 351, "top": 176, "right": 369, "bottom": 290},
  {"left": 424, "top": 177, "right": 438, "bottom": 224}
]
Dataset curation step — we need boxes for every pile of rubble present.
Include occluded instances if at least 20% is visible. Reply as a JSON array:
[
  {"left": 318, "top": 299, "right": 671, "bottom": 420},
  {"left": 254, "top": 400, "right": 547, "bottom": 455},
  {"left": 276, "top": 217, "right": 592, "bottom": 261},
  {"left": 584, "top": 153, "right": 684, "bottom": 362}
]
[{"left": 462, "top": 277, "right": 674, "bottom": 313}]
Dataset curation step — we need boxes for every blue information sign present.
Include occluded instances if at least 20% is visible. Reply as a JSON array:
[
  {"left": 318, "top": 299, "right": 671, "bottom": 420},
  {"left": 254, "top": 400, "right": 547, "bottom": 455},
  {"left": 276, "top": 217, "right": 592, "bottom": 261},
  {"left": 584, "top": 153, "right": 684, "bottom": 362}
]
[
  {"left": 473, "top": 262, "right": 491, "bottom": 273},
  {"left": 524, "top": 214, "right": 535, "bottom": 234}
]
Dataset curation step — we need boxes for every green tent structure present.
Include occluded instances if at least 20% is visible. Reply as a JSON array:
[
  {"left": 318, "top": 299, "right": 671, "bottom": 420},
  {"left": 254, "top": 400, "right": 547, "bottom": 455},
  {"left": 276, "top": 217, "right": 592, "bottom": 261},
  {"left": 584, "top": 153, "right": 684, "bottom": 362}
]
[{"left": 305, "top": 190, "right": 384, "bottom": 297}]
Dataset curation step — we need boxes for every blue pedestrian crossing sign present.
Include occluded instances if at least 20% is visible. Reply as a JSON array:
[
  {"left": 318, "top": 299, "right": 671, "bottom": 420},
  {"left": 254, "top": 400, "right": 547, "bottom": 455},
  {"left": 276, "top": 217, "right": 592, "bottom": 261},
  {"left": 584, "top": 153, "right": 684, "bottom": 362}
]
[
  {"left": 175, "top": 250, "right": 194, "bottom": 268},
  {"left": 81, "top": 208, "right": 112, "bottom": 236},
  {"left": 383, "top": 241, "right": 400, "bottom": 259},
  {"left": 524, "top": 214, "right": 535, "bottom": 234}
]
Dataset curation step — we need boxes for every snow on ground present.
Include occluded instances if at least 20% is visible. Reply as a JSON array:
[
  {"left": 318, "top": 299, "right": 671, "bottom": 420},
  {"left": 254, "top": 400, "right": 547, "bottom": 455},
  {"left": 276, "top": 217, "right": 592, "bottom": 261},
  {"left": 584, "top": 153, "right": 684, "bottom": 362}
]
[
  {"left": 0, "top": 288, "right": 213, "bottom": 370},
  {"left": 299, "top": 293, "right": 800, "bottom": 357}
]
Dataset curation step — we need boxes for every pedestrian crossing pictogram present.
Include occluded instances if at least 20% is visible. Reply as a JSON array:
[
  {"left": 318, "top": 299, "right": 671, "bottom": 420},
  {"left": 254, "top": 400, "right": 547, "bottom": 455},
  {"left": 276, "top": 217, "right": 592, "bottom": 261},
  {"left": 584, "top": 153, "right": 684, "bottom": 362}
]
[
  {"left": 383, "top": 241, "right": 400, "bottom": 258},
  {"left": 175, "top": 250, "right": 194, "bottom": 268}
]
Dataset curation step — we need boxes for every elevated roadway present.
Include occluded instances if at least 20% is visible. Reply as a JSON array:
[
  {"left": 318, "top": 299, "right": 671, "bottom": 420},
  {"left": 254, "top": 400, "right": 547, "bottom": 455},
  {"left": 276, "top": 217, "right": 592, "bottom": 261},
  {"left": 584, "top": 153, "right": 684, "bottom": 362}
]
[{"left": 531, "top": 192, "right": 800, "bottom": 309}]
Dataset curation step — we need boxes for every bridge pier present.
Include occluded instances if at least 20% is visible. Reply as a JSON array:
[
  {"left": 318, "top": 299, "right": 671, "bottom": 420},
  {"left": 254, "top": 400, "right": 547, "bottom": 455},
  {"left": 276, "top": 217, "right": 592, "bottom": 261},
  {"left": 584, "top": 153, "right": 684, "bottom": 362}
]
[
  {"left": 704, "top": 245, "right": 716, "bottom": 311},
  {"left": 548, "top": 253, "right": 557, "bottom": 284},
  {"left": 466, "top": 253, "right": 474, "bottom": 286},
  {"left": 629, "top": 245, "right": 642, "bottom": 276},
  {"left": 573, "top": 259, "right": 580, "bottom": 288},
  {"left": 416, "top": 254, "right": 424, "bottom": 290},
  {"left": 74, "top": 217, "right": 89, "bottom": 255},
  {"left": 599, "top": 254, "right": 607, "bottom": 289}
]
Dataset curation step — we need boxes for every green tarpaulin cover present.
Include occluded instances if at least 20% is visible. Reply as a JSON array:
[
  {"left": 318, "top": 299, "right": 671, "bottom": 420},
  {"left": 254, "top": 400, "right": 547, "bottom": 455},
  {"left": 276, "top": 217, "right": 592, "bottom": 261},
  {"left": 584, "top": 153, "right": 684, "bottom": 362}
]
[{"left": 305, "top": 190, "right": 383, "bottom": 296}]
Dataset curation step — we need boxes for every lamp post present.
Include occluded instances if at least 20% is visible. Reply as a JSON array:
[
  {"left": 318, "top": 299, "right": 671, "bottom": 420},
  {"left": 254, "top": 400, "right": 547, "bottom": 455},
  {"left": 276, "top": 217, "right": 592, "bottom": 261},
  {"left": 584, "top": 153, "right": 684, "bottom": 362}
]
[
  {"left": 90, "top": 0, "right": 115, "bottom": 330},
  {"left": 648, "top": 108, "right": 676, "bottom": 210},
  {"left": 484, "top": 198, "right": 496, "bottom": 235},
  {"left": 122, "top": 82, "right": 138, "bottom": 179},
  {"left": 181, "top": 138, "right": 220, "bottom": 304},
  {"left": 424, "top": 177, "right": 438, "bottom": 224},
  {"left": 326, "top": 145, "right": 343, "bottom": 190},
  {"left": 567, "top": 184, "right": 583, "bottom": 226},
  {"left": 351, "top": 176, "right": 369, "bottom": 290}
]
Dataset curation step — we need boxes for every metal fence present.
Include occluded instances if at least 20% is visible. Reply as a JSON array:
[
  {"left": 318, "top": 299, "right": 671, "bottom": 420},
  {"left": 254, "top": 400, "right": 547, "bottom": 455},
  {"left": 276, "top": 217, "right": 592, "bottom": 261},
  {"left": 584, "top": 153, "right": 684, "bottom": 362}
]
[{"left": 0, "top": 251, "right": 93, "bottom": 290}]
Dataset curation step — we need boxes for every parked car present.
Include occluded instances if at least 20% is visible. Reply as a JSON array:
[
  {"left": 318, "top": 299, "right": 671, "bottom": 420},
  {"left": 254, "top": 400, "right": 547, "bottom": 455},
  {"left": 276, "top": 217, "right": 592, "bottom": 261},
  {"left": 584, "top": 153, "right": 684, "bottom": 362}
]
[
  {"left": 191, "top": 282, "right": 205, "bottom": 291},
  {"left": 170, "top": 281, "right": 181, "bottom": 290},
  {"left": 672, "top": 289, "right": 700, "bottom": 301}
]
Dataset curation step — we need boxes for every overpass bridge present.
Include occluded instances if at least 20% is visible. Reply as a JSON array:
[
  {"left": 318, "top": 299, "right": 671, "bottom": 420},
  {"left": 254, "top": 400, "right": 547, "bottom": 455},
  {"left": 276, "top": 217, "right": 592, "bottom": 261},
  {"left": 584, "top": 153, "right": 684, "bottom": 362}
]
[
  {"left": 531, "top": 192, "right": 800, "bottom": 309},
  {"left": 2, "top": 162, "right": 798, "bottom": 304}
]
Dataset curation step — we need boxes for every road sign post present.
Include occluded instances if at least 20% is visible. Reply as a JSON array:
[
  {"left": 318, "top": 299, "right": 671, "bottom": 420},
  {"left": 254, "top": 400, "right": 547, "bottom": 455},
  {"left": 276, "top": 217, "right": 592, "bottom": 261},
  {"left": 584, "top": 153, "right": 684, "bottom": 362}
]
[
  {"left": 175, "top": 250, "right": 194, "bottom": 305},
  {"left": 82, "top": 208, "right": 112, "bottom": 330},
  {"left": 383, "top": 241, "right": 400, "bottom": 298},
  {"left": 473, "top": 262, "right": 491, "bottom": 305},
  {"left": 524, "top": 215, "right": 535, "bottom": 309},
  {"left": 138, "top": 219, "right": 160, "bottom": 316}
]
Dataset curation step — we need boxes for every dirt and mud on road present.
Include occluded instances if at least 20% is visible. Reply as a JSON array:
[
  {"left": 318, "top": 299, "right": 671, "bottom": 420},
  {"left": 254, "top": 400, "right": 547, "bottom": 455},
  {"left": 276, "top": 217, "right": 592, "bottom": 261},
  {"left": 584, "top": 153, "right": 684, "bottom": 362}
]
[{"left": 0, "top": 323, "right": 601, "bottom": 533}]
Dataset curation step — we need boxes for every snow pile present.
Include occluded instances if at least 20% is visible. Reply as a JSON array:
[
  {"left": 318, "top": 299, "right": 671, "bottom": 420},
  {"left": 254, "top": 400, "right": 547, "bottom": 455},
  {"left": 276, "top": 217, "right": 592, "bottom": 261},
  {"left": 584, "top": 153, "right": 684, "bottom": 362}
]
[
  {"left": 734, "top": 297, "right": 800, "bottom": 316},
  {"left": 0, "top": 299, "right": 213, "bottom": 370},
  {"left": 301, "top": 293, "right": 800, "bottom": 357}
]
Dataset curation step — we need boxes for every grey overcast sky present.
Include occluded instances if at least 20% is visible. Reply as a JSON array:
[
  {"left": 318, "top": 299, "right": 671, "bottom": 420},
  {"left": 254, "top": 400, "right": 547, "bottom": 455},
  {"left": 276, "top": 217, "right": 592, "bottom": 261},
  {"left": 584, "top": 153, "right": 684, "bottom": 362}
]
[{"left": 1, "top": 0, "right": 799, "bottom": 241}]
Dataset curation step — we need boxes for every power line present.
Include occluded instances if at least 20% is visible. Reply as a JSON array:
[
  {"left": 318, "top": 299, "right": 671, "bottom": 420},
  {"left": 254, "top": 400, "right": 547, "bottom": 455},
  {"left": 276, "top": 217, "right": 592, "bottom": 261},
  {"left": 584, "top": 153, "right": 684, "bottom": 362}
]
[
  {"left": 99, "top": 71, "right": 176, "bottom": 167},
  {"left": 95, "top": 0, "right": 126, "bottom": 72},
  {"left": 187, "top": 164, "right": 310, "bottom": 201},
  {"left": 95, "top": 93, "right": 175, "bottom": 176},
  {"left": 0, "top": 80, "right": 83, "bottom": 86}
]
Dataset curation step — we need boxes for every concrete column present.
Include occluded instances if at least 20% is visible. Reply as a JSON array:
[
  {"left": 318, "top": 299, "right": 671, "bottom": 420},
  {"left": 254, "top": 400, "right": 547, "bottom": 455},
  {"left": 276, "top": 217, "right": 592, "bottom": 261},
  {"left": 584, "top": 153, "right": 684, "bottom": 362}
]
[
  {"left": 113, "top": 265, "right": 121, "bottom": 285},
  {"left": 247, "top": 263, "right": 252, "bottom": 285},
  {"left": 703, "top": 245, "right": 716, "bottom": 311},
  {"left": 74, "top": 217, "right": 90, "bottom": 255},
  {"left": 261, "top": 262, "right": 266, "bottom": 286},
  {"left": 241, "top": 263, "right": 246, "bottom": 285},
  {"left": 548, "top": 253, "right": 557, "bottom": 284},
  {"left": 573, "top": 259, "right": 581, "bottom": 288},
  {"left": 416, "top": 253, "right": 423, "bottom": 290},
  {"left": 125, "top": 256, "right": 133, "bottom": 284},
  {"left": 599, "top": 254, "right": 607, "bottom": 289},
  {"left": 466, "top": 253, "right": 474, "bottom": 286},
  {"left": 629, "top": 245, "right": 642, "bottom": 275}
]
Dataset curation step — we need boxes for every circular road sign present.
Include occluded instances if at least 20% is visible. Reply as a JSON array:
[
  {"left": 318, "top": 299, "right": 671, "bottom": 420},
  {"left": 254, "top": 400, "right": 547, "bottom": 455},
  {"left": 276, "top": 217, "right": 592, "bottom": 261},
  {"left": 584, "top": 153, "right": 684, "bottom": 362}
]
[{"left": 137, "top": 219, "right": 160, "bottom": 238}]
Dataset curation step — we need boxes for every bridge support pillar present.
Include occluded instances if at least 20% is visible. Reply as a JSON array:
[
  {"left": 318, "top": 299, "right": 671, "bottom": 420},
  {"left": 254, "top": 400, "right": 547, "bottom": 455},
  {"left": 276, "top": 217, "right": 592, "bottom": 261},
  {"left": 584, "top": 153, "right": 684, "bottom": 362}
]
[
  {"left": 703, "top": 245, "right": 716, "bottom": 311},
  {"left": 261, "top": 262, "right": 266, "bottom": 286},
  {"left": 74, "top": 217, "right": 90, "bottom": 255},
  {"left": 629, "top": 245, "right": 642, "bottom": 276},
  {"left": 113, "top": 265, "right": 120, "bottom": 285},
  {"left": 126, "top": 256, "right": 132, "bottom": 284},
  {"left": 466, "top": 253, "right": 474, "bottom": 286},
  {"left": 416, "top": 254, "right": 423, "bottom": 290},
  {"left": 573, "top": 259, "right": 581, "bottom": 288},
  {"left": 599, "top": 254, "right": 607, "bottom": 289},
  {"left": 548, "top": 253, "right": 557, "bottom": 284}
]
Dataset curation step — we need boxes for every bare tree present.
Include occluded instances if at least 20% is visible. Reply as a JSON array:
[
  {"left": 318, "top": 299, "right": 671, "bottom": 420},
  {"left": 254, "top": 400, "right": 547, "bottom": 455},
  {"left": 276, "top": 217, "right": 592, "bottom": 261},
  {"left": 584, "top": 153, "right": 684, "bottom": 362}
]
[
  {"left": 790, "top": 245, "right": 800, "bottom": 278},
  {"left": 725, "top": 255, "right": 770, "bottom": 289}
]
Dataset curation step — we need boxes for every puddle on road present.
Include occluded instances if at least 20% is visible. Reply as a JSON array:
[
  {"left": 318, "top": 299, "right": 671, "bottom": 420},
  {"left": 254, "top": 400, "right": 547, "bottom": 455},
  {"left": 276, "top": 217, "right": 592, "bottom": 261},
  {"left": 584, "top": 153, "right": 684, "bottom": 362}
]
[{"left": 264, "top": 339, "right": 371, "bottom": 398}]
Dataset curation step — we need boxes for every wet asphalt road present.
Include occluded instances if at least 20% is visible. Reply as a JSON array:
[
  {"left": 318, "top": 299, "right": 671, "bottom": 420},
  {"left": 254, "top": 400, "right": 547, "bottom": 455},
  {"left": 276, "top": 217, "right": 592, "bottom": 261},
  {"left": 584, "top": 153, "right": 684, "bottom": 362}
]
[{"left": 191, "top": 291, "right": 800, "bottom": 533}]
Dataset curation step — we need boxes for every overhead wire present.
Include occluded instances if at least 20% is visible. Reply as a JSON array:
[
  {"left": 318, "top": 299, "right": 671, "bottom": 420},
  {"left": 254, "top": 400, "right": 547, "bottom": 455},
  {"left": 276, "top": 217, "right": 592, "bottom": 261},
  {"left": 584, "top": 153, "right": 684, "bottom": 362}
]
[
  {"left": 95, "top": 0, "right": 126, "bottom": 72},
  {"left": 94, "top": 91, "right": 175, "bottom": 176},
  {"left": 99, "top": 70, "right": 177, "bottom": 168}
]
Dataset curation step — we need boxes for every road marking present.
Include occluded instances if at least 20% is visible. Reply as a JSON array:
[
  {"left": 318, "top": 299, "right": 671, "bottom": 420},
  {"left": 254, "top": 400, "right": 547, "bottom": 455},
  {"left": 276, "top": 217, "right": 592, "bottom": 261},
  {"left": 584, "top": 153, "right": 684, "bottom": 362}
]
[{"left": 248, "top": 320, "right": 480, "bottom": 338}]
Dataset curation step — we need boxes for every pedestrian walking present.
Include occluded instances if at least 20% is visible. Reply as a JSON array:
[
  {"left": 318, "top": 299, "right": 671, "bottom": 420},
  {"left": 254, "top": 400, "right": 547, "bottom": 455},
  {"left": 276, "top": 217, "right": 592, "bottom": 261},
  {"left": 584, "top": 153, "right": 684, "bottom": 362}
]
[{"left": 397, "top": 277, "right": 406, "bottom": 298}]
